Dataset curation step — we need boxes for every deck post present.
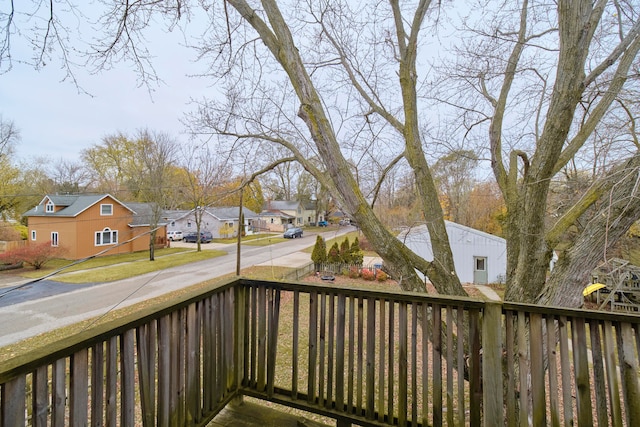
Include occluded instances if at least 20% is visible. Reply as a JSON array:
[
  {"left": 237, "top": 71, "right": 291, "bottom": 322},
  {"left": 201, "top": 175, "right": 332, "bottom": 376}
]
[{"left": 482, "top": 302, "right": 503, "bottom": 426}]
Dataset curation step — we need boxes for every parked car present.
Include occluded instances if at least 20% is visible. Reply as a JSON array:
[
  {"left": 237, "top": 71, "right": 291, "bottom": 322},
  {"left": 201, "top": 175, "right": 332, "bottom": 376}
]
[
  {"left": 167, "top": 230, "right": 183, "bottom": 241},
  {"left": 317, "top": 220, "right": 328, "bottom": 227},
  {"left": 283, "top": 227, "right": 303, "bottom": 238},
  {"left": 183, "top": 231, "right": 213, "bottom": 243}
]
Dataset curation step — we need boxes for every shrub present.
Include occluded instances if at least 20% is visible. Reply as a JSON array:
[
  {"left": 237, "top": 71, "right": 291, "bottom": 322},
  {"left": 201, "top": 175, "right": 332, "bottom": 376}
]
[
  {"left": 327, "top": 242, "right": 341, "bottom": 263},
  {"left": 0, "top": 241, "right": 65, "bottom": 270},
  {"left": 361, "top": 268, "right": 375, "bottom": 281},
  {"left": 376, "top": 270, "right": 388, "bottom": 282},
  {"left": 349, "top": 266, "right": 360, "bottom": 278},
  {"left": 350, "top": 237, "right": 363, "bottom": 265},
  {"left": 340, "top": 237, "right": 351, "bottom": 263},
  {"left": 311, "top": 235, "right": 328, "bottom": 268}
]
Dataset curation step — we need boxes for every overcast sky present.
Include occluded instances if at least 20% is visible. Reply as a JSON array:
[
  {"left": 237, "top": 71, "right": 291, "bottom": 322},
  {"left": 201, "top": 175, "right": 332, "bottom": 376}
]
[{"left": 1, "top": 20, "right": 210, "bottom": 164}]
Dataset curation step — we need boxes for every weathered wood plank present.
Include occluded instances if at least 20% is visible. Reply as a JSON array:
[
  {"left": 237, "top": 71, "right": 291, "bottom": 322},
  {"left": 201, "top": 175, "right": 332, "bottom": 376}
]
[
  {"left": 387, "top": 299, "right": 395, "bottom": 423},
  {"left": 106, "top": 336, "right": 118, "bottom": 427},
  {"left": 319, "top": 292, "right": 327, "bottom": 407},
  {"left": 410, "top": 303, "right": 418, "bottom": 425},
  {"left": 602, "top": 320, "right": 623, "bottom": 427},
  {"left": 557, "top": 316, "right": 574, "bottom": 426},
  {"left": 365, "top": 297, "right": 375, "bottom": 420},
  {"left": 588, "top": 319, "right": 608, "bottom": 427},
  {"left": 257, "top": 285, "right": 267, "bottom": 392},
  {"left": 483, "top": 302, "right": 503, "bottom": 427},
  {"left": 432, "top": 304, "right": 442, "bottom": 427},
  {"left": 619, "top": 322, "right": 640, "bottom": 424},
  {"left": 121, "top": 329, "right": 135, "bottom": 427},
  {"left": 469, "top": 308, "right": 481, "bottom": 427},
  {"left": 421, "top": 302, "right": 430, "bottom": 427},
  {"left": 572, "top": 317, "right": 593, "bottom": 425},
  {"left": 326, "top": 293, "right": 335, "bottom": 409},
  {"left": 52, "top": 358, "right": 66, "bottom": 427},
  {"left": 356, "top": 296, "right": 364, "bottom": 414},
  {"left": 529, "top": 313, "right": 545, "bottom": 427},
  {"left": 398, "top": 301, "right": 407, "bottom": 427},
  {"left": 158, "top": 315, "right": 171, "bottom": 427},
  {"left": 517, "top": 311, "right": 529, "bottom": 427},
  {"left": 377, "top": 298, "right": 385, "bottom": 423},
  {"left": 186, "top": 302, "right": 200, "bottom": 424},
  {"left": 336, "top": 293, "right": 346, "bottom": 412},
  {"left": 292, "top": 291, "right": 300, "bottom": 400},
  {"left": 505, "top": 311, "right": 516, "bottom": 427},
  {"left": 70, "top": 348, "right": 89, "bottom": 426},
  {"left": 308, "top": 290, "right": 318, "bottom": 404},
  {"left": 545, "top": 316, "right": 560, "bottom": 427},
  {"left": 32, "top": 364, "right": 48, "bottom": 427},
  {"left": 2, "top": 374, "right": 26, "bottom": 426},
  {"left": 446, "top": 306, "right": 454, "bottom": 427}
]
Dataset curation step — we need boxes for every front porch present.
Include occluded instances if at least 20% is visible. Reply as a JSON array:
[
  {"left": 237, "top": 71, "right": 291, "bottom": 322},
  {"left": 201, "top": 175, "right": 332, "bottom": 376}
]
[{"left": 1, "top": 277, "right": 639, "bottom": 426}]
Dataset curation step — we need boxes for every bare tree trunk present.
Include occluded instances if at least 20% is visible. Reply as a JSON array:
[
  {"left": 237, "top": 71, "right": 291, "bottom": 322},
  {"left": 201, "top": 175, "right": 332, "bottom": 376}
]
[{"left": 539, "top": 153, "right": 640, "bottom": 306}]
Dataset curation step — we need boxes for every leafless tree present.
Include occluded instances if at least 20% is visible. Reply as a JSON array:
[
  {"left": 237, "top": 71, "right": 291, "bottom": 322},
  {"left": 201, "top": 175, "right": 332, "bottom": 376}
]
[{"left": 6, "top": 1, "right": 640, "bottom": 307}]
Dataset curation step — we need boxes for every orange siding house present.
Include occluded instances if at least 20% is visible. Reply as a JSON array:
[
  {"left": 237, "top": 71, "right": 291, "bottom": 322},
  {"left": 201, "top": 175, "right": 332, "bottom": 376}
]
[{"left": 23, "top": 194, "right": 167, "bottom": 260}]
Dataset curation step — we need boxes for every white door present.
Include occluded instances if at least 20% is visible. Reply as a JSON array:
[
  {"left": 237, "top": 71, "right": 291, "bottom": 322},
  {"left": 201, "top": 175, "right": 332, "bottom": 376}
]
[{"left": 473, "top": 256, "right": 488, "bottom": 285}]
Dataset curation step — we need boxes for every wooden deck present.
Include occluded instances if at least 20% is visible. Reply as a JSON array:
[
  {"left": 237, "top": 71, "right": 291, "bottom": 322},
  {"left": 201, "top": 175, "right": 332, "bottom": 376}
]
[
  {"left": 1, "top": 277, "right": 639, "bottom": 426},
  {"left": 207, "top": 399, "right": 331, "bottom": 427}
]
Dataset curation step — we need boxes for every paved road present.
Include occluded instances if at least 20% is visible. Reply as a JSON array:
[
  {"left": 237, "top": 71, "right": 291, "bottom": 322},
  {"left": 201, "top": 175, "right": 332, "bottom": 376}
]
[{"left": 0, "top": 228, "right": 354, "bottom": 347}]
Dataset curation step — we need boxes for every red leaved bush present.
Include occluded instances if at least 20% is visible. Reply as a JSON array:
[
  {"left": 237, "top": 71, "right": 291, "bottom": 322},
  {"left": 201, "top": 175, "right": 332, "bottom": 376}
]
[{"left": 0, "top": 241, "right": 66, "bottom": 270}]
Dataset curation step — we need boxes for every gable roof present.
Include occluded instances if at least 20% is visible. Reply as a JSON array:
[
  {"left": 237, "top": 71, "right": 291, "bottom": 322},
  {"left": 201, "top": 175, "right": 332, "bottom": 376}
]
[
  {"left": 125, "top": 203, "right": 169, "bottom": 227},
  {"left": 264, "top": 200, "right": 300, "bottom": 211},
  {"left": 398, "top": 221, "right": 506, "bottom": 245},
  {"left": 205, "top": 207, "right": 258, "bottom": 220},
  {"left": 23, "top": 194, "right": 133, "bottom": 217}
]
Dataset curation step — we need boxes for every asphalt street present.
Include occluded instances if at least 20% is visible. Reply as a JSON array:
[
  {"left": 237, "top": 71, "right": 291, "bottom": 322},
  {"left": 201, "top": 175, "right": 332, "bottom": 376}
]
[{"left": 0, "top": 227, "right": 354, "bottom": 347}]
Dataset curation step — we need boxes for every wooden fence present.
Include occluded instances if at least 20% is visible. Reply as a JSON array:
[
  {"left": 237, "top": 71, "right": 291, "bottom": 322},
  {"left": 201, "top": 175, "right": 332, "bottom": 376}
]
[{"left": 1, "top": 277, "right": 639, "bottom": 426}]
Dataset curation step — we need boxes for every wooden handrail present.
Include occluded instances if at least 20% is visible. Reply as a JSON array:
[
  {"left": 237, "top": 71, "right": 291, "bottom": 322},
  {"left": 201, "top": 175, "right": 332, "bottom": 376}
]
[{"left": 1, "top": 277, "right": 639, "bottom": 426}]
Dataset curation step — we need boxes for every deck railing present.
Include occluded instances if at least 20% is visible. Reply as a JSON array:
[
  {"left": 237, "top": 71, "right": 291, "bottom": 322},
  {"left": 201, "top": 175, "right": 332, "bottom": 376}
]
[{"left": 1, "top": 277, "right": 639, "bottom": 426}]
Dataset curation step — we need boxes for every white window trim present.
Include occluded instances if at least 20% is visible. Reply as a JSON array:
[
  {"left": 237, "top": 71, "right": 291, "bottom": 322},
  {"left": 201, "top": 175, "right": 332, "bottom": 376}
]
[
  {"left": 45, "top": 201, "right": 54, "bottom": 213},
  {"left": 100, "top": 204, "right": 113, "bottom": 216},
  {"left": 95, "top": 227, "right": 118, "bottom": 246},
  {"left": 51, "top": 232, "right": 59, "bottom": 247},
  {"left": 31, "top": 230, "right": 36, "bottom": 241}
]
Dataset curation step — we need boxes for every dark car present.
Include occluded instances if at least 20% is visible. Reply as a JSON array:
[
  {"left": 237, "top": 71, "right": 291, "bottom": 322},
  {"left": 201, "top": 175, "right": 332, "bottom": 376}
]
[
  {"left": 183, "top": 231, "right": 213, "bottom": 243},
  {"left": 283, "top": 227, "right": 303, "bottom": 238}
]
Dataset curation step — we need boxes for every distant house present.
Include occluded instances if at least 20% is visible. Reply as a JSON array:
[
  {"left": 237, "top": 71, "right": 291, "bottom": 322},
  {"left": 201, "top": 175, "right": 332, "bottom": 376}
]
[
  {"left": 397, "top": 221, "right": 506, "bottom": 284},
  {"left": 259, "top": 200, "right": 321, "bottom": 231},
  {"left": 23, "top": 194, "right": 168, "bottom": 260},
  {"left": 164, "top": 207, "right": 258, "bottom": 238}
]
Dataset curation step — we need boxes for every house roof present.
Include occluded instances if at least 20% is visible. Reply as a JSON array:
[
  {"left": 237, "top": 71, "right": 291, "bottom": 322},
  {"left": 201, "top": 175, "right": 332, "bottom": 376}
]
[
  {"left": 264, "top": 200, "right": 300, "bottom": 211},
  {"left": 205, "top": 207, "right": 259, "bottom": 220},
  {"left": 398, "top": 221, "right": 506, "bottom": 245},
  {"left": 259, "top": 209, "right": 296, "bottom": 219},
  {"left": 163, "top": 207, "right": 258, "bottom": 222},
  {"left": 23, "top": 194, "right": 133, "bottom": 217},
  {"left": 125, "top": 203, "right": 169, "bottom": 227}
]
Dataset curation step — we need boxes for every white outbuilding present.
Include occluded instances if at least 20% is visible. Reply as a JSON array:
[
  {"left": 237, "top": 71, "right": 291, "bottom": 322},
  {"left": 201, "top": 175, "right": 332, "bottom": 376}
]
[{"left": 397, "top": 221, "right": 507, "bottom": 284}]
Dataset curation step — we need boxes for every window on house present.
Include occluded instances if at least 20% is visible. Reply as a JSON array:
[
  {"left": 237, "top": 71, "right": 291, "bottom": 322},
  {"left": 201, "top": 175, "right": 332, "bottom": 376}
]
[
  {"left": 270, "top": 218, "right": 274, "bottom": 224},
  {"left": 31, "top": 230, "right": 36, "bottom": 241},
  {"left": 51, "top": 232, "right": 59, "bottom": 247},
  {"left": 187, "top": 221, "right": 192, "bottom": 228},
  {"left": 171, "top": 221, "right": 175, "bottom": 226},
  {"left": 100, "top": 204, "right": 113, "bottom": 216},
  {"left": 45, "top": 201, "right": 54, "bottom": 213},
  {"left": 95, "top": 227, "right": 118, "bottom": 245}
]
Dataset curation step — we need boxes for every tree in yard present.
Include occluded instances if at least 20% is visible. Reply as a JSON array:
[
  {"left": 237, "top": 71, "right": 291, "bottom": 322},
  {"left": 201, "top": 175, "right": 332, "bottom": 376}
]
[
  {"left": 327, "top": 242, "right": 341, "bottom": 264},
  {"left": 0, "top": 241, "right": 66, "bottom": 270},
  {"left": 432, "top": 150, "right": 478, "bottom": 225},
  {"left": 6, "top": 1, "right": 640, "bottom": 308},
  {"left": 311, "top": 235, "right": 327, "bottom": 271},
  {"left": 350, "top": 237, "right": 364, "bottom": 266},
  {"left": 339, "top": 237, "right": 351, "bottom": 264},
  {"left": 180, "top": 142, "right": 231, "bottom": 251}
]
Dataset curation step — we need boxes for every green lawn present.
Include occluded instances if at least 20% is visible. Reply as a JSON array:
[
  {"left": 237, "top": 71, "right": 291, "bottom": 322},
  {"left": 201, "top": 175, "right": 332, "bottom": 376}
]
[{"left": 17, "top": 248, "right": 226, "bottom": 283}]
